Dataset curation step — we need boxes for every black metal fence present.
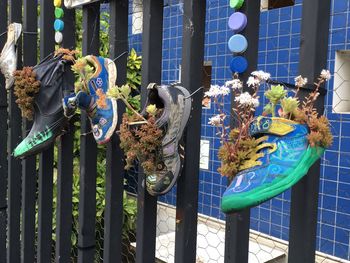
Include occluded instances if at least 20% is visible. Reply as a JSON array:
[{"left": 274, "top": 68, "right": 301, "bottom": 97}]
[{"left": 0, "top": 0, "right": 332, "bottom": 263}]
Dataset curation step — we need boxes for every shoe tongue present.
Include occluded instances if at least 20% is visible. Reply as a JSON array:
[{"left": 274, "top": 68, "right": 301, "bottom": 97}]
[
  {"left": 249, "top": 117, "right": 295, "bottom": 137},
  {"left": 149, "top": 86, "right": 172, "bottom": 128}
]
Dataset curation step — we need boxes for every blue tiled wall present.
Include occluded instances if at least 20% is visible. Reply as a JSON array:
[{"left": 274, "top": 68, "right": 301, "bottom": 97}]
[{"left": 127, "top": 0, "right": 350, "bottom": 259}]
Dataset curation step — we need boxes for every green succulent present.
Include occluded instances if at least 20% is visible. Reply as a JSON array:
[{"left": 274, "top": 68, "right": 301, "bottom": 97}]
[
  {"left": 263, "top": 103, "right": 274, "bottom": 115},
  {"left": 265, "top": 85, "right": 287, "bottom": 105},
  {"left": 281, "top": 97, "right": 299, "bottom": 116}
]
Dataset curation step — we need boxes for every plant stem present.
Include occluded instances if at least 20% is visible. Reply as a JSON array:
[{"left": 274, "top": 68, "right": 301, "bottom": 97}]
[
  {"left": 120, "top": 96, "right": 147, "bottom": 121},
  {"left": 271, "top": 103, "right": 276, "bottom": 117}
]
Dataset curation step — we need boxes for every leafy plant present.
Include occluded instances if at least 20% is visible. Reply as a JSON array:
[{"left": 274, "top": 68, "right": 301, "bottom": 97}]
[{"left": 127, "top": 49, "right": 142, "bottom": 90}]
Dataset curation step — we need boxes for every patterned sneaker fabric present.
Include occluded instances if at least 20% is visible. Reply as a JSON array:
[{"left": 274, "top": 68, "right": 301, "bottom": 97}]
[{"left": 221, "top": 117, "right": 324, "bottom": 213}]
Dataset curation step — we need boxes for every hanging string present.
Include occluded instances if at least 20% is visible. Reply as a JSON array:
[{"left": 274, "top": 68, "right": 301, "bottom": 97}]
[
  {"left": 112, "top": 51, "right": 129, "bottom": 62},
  {"left": 266, "top": 79, "right": 327, "bottom": 96},
  {"left": 184, "top": 86, "right": 204, "bottom": 99}
]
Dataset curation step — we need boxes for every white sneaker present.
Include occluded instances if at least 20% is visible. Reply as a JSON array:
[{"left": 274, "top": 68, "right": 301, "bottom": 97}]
[
  {"left": 0, "top": 23, "right": 22, "bottom": 89},
  {"left": 64, "top": 0, "right": 100, "bottom": 8}
]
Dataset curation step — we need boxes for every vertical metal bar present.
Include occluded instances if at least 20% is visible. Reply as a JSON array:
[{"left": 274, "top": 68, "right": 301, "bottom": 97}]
[
  {"left": 7, "top": 0, "right": 23, "bottom": 262},
  {"left": 21, "top": 0, "right": 38, "bottom": 262},
  {"left": 288, "top": 1, "right": 331, "bottom": 262},
  {"left": 103, "top": 0, "right": 128, "bottom": 262},
  {"left": 78, "top": 3, "right": 99, "bottom": 263},
  {"left": 225, "top": 1, "right": 261, "bottom": 262},
  {"left": 55, "top": 6, "right": 76, "bottom": 263},
  {"left": 0, "top": 1, "right": 8, "bottom": 263},
  {"left": 135, "top": 0, "right": 163, "bottom": 262},
  {"left": 37, "top": 1, "right": 55, "bottom": 262},
  {"left": 174, "top": 1, "right": 206, "bottom": 263}
]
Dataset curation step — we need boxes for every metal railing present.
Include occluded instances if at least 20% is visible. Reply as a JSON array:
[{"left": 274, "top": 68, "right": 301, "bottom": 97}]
[{"left": 0, "top": 0, "right": 331, "bottom": 262}]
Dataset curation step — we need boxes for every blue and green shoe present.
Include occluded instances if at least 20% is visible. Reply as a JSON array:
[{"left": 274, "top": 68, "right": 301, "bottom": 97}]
[{"left": 221, "top": 117, "right": 324, "bottom": 213}]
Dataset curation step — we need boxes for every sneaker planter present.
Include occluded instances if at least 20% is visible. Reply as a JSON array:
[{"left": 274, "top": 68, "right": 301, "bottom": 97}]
[
  {"left": 64, "top": 0, "right": 100, "bottom": 8},
  {"left": 0, "top": 23, "right": 22, "bottom": 90},
  {"left": 13, "top": 49, "right": 76, "bottom": 158},
  {"left": 207, "top": 71, "right": 332, "bottom": 213},
  {"left": 221, "top": 117, "right": 325, "bottom": 212},
  {"left": 118, "top": 83, "right": 192, "bottom": 196},
  {"left": 64, "top": 55, "right": 118, "bottom": 144}
]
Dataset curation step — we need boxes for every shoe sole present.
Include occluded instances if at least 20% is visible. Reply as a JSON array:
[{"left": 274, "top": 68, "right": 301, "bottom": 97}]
[
  {"left": 221, "top": 146, "right": 325, "bottom": 213},
  {"left": 148, "top": 85, "right": 192, "bottom": 196}
]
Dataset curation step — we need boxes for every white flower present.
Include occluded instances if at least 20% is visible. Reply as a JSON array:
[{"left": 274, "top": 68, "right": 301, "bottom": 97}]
[
  {"left": 208, "top": 114, "right": 223, "bottom": 126},
  {"left": 235, "top": 92, "right": 260, "bottom": 108},
  {"left": 205, "top": 85, "right": 230, "bottom": 97},
  {"left": 320, "top": 69, "right": 331, "bottom": 81},
  {"left": 252, "top": 97, "right": 260, "bottom": 108},
  {"left": 251, "top": 70, "right": 271, "bottom": 81},
  {"left": 225, "top": 79, "right": 243, "bottom": 90},
  {"left": 247, "top": 76, "right": 261, "bottom": 87},
  {"left": 295, "top": 75, "right": 308, "bottom": 87}
]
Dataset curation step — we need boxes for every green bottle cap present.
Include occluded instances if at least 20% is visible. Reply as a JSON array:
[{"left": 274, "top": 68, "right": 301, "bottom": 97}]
[
  {"left": 55, "top": 7, "right": 64, "bottom": 19},
  {"left": 230, "top": 0, "right": 244, "bottom": 9}
]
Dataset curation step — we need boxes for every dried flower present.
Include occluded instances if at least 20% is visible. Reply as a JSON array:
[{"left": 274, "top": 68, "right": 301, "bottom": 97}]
[
  {"left": 54, "top": 48, "right": 78, "bottom": 62},
  {"left": 294, "top": 75, "right": 308, "bottom": 88},
  {"left": 235, "top": 92, "right": 260, "bottom": 108},
  {"left": 225, "top": 79, "right": 243, "bottom": 90},
  {"left": 320, "top": 69, "right": 331, "bottom": 81},
  {"left": 205, "top": 85, "right": 230, "bottom": 97}
]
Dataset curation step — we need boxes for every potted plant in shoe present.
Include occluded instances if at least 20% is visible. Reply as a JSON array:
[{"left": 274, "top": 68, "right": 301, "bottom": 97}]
[
  {"left": 206, "top": 70, "right": 333, "bottom": 213},
  {"left": 108, "top": 83, "right": 192, "bottom": 196},
  {"left": 13, "top": 48, "right": 77, "bottom": 158}
]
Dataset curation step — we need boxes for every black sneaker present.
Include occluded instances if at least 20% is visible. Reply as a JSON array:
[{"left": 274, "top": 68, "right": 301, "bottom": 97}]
[
  {"left": 13, "top": 52, "right": 74, "bottom": 158},
  {"left": 143, "top": 83, "right": 192, "bottom": 196}
]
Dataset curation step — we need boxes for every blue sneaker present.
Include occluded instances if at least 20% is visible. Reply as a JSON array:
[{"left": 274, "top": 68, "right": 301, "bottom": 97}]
[
  {"left": 221, "top": 117, "right": 324, "bottom": 213},
  {"left": 63, "top": 56, "right": 118, "bottom": 144}
]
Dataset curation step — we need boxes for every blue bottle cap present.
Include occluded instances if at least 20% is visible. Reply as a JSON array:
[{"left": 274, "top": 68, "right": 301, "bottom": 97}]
[
  {"left": 230, "top": 56, "right": 248, "bottom": 73},
  {"left": 228, "top": 34, "right": 248, "bottom": 54},
  {"left": 54, "top": 19, "right": 64, "bottom": 32},
  {"left": 228, "top": 12, "right": 248, "bottom": 33}
]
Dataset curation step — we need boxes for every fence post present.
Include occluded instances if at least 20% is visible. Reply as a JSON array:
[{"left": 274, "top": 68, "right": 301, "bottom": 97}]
[
  {"left": 21, "top": 0, "right": 38, "bottom": 262},
  {"left": 78, "top": 3, "right": 100, "bottom": 263},
  {"left": 37, "top": 1, "right": 55, "bottom": 262},
  {"left": 174, "top": 1, "right": 206, "bottom": 262},
  {"left": 0, "top": 1, "right": 8, "bottom": 263},
  {"left": 7, "top": 0, "right": 23, "bottom": 262},
  {"left": 136, "top": 0, "right": 163, "bottom": 262},
  {"left": 288, "top": 0, "right": 331, "bottom": 262},
  {"left": 55, "top": 5, "right": 76, "bottom": 263},
  {"left": 103, "top": 0, "right": 128, "bottom": 262},
  {"left": 225, "top": 1, "right": 261, "bottom": 262}
]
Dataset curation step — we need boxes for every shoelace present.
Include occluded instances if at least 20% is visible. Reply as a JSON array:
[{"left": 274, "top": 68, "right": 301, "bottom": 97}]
[{"left": 239, "top": 136, "right": 277, "bottom": 171}]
